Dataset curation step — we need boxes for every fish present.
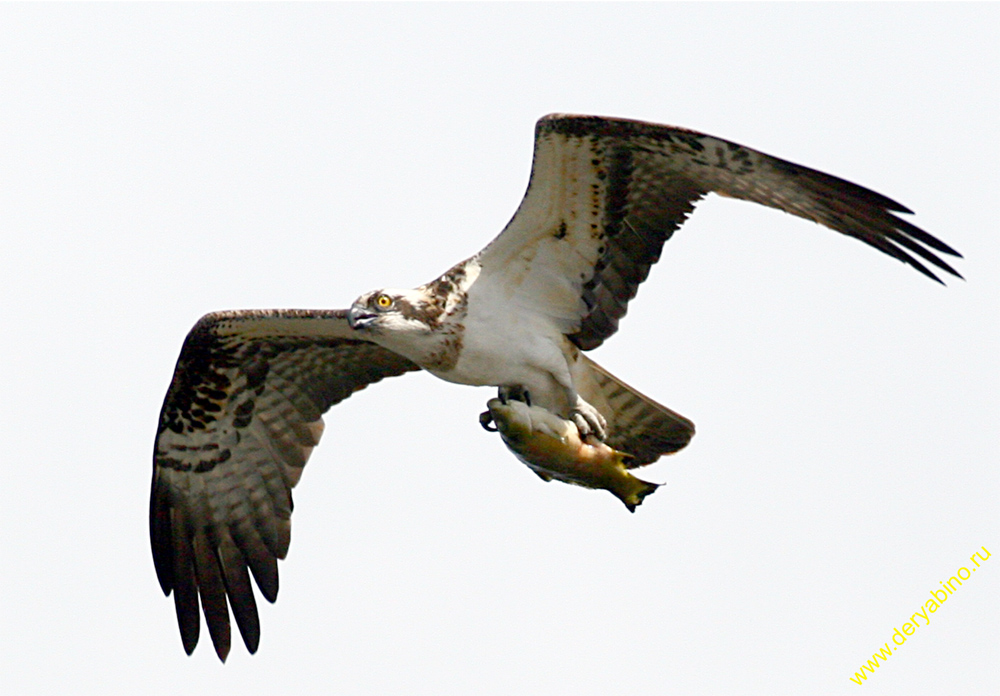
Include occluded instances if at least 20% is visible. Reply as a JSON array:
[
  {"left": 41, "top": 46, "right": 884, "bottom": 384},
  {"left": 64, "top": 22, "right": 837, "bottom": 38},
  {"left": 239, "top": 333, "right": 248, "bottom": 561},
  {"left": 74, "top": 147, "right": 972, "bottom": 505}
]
[{"left": 481, "top": 398, "right": 659, "bottom": 512}]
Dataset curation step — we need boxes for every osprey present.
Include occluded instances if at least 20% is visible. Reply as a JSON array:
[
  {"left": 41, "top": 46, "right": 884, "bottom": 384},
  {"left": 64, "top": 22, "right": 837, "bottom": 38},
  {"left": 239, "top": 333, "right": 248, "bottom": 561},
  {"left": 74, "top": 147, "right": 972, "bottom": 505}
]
[{"left": 150, "top": 114, "right": 962, "bottom": 661}]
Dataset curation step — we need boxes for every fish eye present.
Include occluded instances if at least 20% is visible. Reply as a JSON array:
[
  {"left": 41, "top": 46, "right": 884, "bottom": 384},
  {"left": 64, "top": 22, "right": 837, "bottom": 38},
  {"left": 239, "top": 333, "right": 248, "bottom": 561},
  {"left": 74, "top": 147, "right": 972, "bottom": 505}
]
[{"left": 375, "top": 294, "right": 393, "bottom": 309}]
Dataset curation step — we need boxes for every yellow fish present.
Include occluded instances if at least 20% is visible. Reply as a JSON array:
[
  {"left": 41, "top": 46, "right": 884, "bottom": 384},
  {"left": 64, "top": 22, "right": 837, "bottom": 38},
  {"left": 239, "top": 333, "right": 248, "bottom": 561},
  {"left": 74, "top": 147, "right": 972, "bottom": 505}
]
[{"left": 482, "top": 398, "right": 659, "bottom": 512}]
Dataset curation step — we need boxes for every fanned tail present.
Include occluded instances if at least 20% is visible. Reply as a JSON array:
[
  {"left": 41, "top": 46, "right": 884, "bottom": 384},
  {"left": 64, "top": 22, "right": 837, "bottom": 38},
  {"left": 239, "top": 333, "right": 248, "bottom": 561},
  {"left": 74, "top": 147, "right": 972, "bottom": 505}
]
[{"left": 574, "top": 355, "right": 695, "bottom": 467}]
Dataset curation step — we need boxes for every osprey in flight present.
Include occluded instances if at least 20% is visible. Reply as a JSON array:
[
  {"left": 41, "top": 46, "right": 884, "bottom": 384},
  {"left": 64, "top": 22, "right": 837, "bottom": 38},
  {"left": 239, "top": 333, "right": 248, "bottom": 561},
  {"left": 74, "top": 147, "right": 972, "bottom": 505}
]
[{"left": 150, "top": 114, "right": 961, "bottom": 660}]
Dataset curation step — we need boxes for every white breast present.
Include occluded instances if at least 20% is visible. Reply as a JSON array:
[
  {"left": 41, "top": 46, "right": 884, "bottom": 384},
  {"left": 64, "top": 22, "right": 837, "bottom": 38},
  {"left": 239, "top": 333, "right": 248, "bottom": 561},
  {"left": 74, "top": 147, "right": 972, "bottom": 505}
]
[{"left": 434, "top": 273, "right": 578, "bottom": 415}]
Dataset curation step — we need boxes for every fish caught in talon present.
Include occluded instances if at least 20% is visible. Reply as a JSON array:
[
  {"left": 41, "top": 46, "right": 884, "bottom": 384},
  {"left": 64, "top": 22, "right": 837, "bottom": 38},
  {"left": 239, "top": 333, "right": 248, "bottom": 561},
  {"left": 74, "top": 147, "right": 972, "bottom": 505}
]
[{"left": 485, "top": 398, "right": 659, "bottom": 512}]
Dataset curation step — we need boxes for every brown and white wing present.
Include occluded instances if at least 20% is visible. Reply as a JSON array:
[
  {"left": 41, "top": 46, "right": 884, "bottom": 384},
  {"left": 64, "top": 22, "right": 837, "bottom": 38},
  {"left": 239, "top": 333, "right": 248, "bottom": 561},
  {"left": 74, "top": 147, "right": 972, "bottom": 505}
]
[
  {"left": 150, "top": 309, "right": 419, "bottom": 661},
  {"left": 475, "top": 114, "right": 962, "bottom": 350}
]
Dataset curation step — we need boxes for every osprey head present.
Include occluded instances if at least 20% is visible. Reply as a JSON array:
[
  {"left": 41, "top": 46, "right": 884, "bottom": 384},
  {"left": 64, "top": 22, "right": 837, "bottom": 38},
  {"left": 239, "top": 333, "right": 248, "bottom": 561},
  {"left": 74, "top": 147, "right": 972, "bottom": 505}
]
[{"left": 348, "top": 288, "right": 438, "bottom": 336}]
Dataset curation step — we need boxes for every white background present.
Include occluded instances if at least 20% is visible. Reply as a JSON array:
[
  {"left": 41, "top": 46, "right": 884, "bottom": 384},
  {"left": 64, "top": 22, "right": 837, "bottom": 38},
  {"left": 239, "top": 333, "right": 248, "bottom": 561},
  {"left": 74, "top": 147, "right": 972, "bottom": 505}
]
[{"left": 1, "top": 4, "right": 997, "bottom": 694}]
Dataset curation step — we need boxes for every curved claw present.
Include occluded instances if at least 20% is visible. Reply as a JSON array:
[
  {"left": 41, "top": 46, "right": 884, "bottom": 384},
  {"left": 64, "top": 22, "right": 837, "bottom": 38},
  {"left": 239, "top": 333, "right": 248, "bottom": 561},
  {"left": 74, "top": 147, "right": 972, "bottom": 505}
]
[
  {"left": 479, "top": 410, "right": 498, "bottom": 432},
  {"left": 572, "top": 398, "right": 608, "bottom": 441},
  {"left": 498, "top": 385, "right": 532, "bottom": 407}
]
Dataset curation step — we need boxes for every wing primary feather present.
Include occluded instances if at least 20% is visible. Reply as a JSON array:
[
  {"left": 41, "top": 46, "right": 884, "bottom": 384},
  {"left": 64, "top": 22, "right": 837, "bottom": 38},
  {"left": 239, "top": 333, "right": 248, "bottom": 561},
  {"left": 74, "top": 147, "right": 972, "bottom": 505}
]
[
  {"left": 229, "top": 506, "right": 278, "bottom": 603},
  {"left": 193, "top": 530, "right": 232, "bottom": 662},
  {"left": 768, "top": 156, "right": 916, "bottom": 214},
  {"left": 249, "top": 555, "right": 280, "bottom": 604},
  {"left": 859, "top": 233, "right": 945, "bottom": 284},
  {"left": 893, "top": 216, "right": 963, "bottom": 258},
  {"left": 884, "top": 228, "right": 964, "bottom": 279},
  {"left": 229, "top": 518, "right": 280, "bottom": 603},
  {"left": 217, "top": 535, "right": 261, "bottom": 654},
  {"left": 149, "top": 477, "right": 174, "bottom": 596},
  {"left": 170, "top": 510, "right": 201, "bottom": 656}
]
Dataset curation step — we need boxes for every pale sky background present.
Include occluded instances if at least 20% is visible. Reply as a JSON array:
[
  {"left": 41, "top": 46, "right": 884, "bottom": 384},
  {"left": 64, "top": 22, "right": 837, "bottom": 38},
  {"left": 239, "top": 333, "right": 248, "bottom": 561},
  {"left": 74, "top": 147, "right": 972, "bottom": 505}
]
[{"left": 1, "top": 4, "right": 997, "bottom": 694}]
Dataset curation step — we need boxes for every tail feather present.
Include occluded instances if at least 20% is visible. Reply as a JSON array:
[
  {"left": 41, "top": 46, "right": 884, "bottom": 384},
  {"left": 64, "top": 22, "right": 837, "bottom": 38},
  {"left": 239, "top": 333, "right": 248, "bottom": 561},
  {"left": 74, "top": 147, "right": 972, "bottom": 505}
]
[{"left": 574, "top": 355, "right": 695, "bottom": 467}]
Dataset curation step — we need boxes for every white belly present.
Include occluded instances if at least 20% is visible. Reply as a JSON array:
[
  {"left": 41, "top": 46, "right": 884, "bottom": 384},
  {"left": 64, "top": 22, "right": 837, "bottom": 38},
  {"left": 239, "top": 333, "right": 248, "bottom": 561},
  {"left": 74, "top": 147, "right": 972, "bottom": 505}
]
[{"left": 429, "top": 298, "right": 576, "bottom": 415}]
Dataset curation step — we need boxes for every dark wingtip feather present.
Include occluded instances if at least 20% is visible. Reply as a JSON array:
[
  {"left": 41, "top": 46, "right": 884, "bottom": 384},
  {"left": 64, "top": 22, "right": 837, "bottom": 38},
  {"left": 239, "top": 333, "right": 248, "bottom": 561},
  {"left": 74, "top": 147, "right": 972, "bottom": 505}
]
[
  {"left": 180, "top": 617, "right": 199, "bottom": 656},
  {"left": 168, "top": 515, "right": 202, "bottom": 656},
  {"left": 218, "top": 541, "right": 262, "bottom": 654},
  {"left": 192, "top": 533, "right": 232, "bottom": 663},
  {"left": 865, "top": 234, "right": 946, "bottom": 284},
  {"left": 173, "top": 566, "right": 200, "bottom": 655},
  {"left": 772, "top": 157, "right": 917, "bottom": 215},
  {"left": 246, "top": 549, "right": 279, "bottom": 604},
  {"left": 885, "top": 229, "right": 964, "bottom": 281},
  {"left": 894, "top": 216, "right": 963, "bottom": 258},
  {"left": 766, "top": 148, "right": 962, "bottom": 283},
  {"left": 149, "top": 480, "right": 174, "bottom": 597}
]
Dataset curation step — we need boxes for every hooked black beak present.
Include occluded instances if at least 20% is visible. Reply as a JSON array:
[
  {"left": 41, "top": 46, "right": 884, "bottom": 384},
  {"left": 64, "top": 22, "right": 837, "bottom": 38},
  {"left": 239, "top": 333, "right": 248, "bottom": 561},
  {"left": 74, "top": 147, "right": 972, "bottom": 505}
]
[{"left": 347, "top": 306, "right": 377, "bottom": 330}]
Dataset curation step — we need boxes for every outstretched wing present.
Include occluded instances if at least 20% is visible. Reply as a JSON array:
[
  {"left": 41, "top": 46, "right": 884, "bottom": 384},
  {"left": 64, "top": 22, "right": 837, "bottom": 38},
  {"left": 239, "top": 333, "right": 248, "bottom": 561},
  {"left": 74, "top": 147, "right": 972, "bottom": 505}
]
[
  {"left": 150, "top": 309, "right": 419, "bottom": 661},
  {"left": 475, "top": 114, "right": 962, "bottom": 350}
]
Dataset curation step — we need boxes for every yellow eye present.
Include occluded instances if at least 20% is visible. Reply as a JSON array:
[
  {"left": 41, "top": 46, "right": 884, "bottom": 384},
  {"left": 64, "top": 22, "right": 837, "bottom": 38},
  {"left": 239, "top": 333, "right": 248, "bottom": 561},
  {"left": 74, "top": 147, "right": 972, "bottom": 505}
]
[{"left": 375, "top": 294, "right": 392, "bottom": 309}]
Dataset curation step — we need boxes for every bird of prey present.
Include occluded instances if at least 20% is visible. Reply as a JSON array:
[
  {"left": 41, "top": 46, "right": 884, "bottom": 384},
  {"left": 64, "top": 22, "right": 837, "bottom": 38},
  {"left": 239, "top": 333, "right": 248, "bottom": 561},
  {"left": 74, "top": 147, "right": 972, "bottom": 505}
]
[{"left": 150, "top": 114, "right": 962, "bottom": 661}]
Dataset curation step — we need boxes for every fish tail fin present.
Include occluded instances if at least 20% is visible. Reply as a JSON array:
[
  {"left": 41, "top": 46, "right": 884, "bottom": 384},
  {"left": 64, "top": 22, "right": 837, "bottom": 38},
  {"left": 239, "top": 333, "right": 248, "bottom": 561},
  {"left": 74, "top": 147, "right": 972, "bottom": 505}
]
[
  {"left": 574, "top": 355, "right": 695, "bottom": 467},
  {"left": 619, "top": 474, "right": 661, "bottom": 513},
  {"left": 600, "top": 447, "right": 661, "bottom": 511}
]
